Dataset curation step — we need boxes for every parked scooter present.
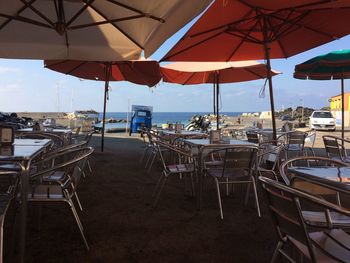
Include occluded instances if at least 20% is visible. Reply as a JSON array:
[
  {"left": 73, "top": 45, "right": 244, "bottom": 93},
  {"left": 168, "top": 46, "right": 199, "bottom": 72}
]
[{"left": 185, "top": 115, "right": 211, "bottom": 131}]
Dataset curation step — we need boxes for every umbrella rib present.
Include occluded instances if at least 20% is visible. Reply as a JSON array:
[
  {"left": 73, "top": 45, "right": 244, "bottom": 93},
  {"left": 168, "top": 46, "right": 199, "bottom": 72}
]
[
  {"left": 0, "top": 0, "right": 36, "bottom": 30},
  {"left": 266, "top": 16, "right": 288, "bottom": 58},
  {"left": 66, "top": 61, "right": 90, "bottom": 75},
  {"left": 68, "top": 15, "right": 145, "bottom": 30},
  {"left": 227, "top": 16, "right": 261, "bottom": 61},
  {"left": 66, "top": 1, "right": 91, "bottom": 27},
  {"left": 161, "top": 31, "right": 224, "bottom": 61},
  {"left": 225, "top": 31, "right": 261, "bottom": 44},
  {"left": 190, "top": 8, "right": 256, "bottom": 39},
  {"left": 20, "top": 0, "right": 55, "bottom": 27},
  {"left": 182, "top": 72, "right": 198, "bottom": 85},
  {"left": 0, "top": 13, "right": 52, "bottom": 29},
  {"left": 243, "top": 67, "right": 266, "bottom": 79},
  {"left": 85, "top": 4, "right": 144, "bottom": 49},
  {"left": 271, "top": 11, "right": 310, "bottom": 40},
  {"left": 270, "top": 13, "right": 337, "bottom": 40},
  {"left": 107, "top": 0, "right": 165, "bottom": 23}
]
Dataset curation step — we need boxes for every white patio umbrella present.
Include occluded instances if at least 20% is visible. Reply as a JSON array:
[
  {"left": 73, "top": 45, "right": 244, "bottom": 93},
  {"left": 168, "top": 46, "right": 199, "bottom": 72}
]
[{"left": 0, "top": 0, "right": 211, "bottom": 61}]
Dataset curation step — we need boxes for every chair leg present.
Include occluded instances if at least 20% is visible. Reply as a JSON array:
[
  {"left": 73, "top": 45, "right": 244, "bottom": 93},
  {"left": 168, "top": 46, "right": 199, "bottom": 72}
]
[
  {"left": 152, "top": 171, "right": 166, "bottom": 198},
  {"left": 190, "top": 173, "right": 195, "bottom": 197},
  {"left": 74, "top": 191, "right": 83, "bottom": 212},
  {"left": 87, "top": 159, "right": 92, "bottom": 174},
  {"left": 251, "top": 176, "right": 261, "bottom": 217},
  {"left": 214, "top": 178, "right": 224, "bottom": 219},
  {"left": 68, "top": 200, "right": 89, "bottom": 250},
  {"left": 271, "top": 241, "right": 283, "bottom": 263},
  {"left": 0, "top": 215, "right": 4, "bottom": 263},
  {"left": 152, "top": 174, "right": 168, "bottom": 208},
  {"left": 146, "top": 150, "right": 158, "bottom": 174},
  {"left": 139, "top": 146, "right": 150, "bottom": 164}
]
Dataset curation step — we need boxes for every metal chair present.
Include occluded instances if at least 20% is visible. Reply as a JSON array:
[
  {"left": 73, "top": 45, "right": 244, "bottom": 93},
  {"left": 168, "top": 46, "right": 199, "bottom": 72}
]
[
  {"left": 323, "top": 135, "right": 350, "bottom": 163},
  {"left": 279, "top": 156, "right": 350, "bottom": 230},
  {"left": 259, "top": 176, "right": 350, "bottom": 263},
  {"left": 206, "top": 145, "right": 260, "bottom": 219},
  {"left": 257, "top": 142, "right": 284, "bottom": 181},
  {"left": 246, "top": 130, "right": 260, "bottom": 144},
  {"left": 284, "top": 131, "right": 307, "bottom": 158},
  {"left": 15, "top": 132, "right": 63, "bottom": 150},
  {"left": 304, "top": 130, "right": 316, "bottom": 156},
  {"left": 0, "top": 167, "right": 22, "bottom": 263},
  {"left": 152, "top": 140, "right": 196, "bottom": 207},
  {"left": 27, "top": 147, "right": 94, "bottom": 250},
  {"left": 279, "top": 155, "right": 349, "bottom": 186}
]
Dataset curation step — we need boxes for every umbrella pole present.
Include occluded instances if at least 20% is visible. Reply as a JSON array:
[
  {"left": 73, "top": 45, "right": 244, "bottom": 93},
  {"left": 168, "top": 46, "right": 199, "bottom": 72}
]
[
  {"left": 263, "top": 19, "right": 277, "bottom": 142},
  {"left": 101, "top": 63, "right": 111, "bottom": 152},
  {"left": 216, "top": 72, "right": 220, "bottom": 130},
  {"left": 213, "top": 82, "right": 216, "bottom": 116},
  {"left": 341, "top": 78, "right": 345, "bottom": 142}
]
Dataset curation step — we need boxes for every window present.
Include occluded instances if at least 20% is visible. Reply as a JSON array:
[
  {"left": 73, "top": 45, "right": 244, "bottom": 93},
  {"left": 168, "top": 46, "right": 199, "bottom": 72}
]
[{"left": 313, "top": 112, "right": 333, "bottom": 118}]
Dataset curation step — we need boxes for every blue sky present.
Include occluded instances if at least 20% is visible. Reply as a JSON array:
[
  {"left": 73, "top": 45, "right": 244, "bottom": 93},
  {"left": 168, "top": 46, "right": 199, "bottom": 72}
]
[{"left": 0, "top": 19, "right": 349, "bottom": 113}]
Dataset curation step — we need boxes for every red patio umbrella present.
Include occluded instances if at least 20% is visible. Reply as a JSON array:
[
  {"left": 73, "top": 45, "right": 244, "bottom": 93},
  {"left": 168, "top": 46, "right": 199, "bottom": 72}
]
[
  {"left": 45, "top": 59, "right": 161, "bottom": 151},
  {"left": 161, "top": 61, "right": 280, "bottom": 129},
  {"left": 161, "top": 0, "right": 350, "bottom": 141}
]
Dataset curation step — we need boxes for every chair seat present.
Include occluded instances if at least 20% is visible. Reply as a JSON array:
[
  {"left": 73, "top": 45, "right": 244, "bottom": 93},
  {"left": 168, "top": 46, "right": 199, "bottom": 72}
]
[
  {"left": 205, "top": 160, "right": 224, "bottom": 167},
  {"left": 288, "top": 234, "right": 340, "bottom": 263},
  {"left": 207, "top": 168, "right": 248, "bottom": 179},
  {"left": 28, "top": 184, "right": 65, "bottom": 200},
  {"left": 167, "top": 163, "right": 195, "bottom": 173},
  {"left": 303, "top": 210, "right": 350, "bottom": 228},
  {"left": 42, "top": 171, "right": 65, "bottom": 182},
  {"left": 287, "top": 144, "right": 304, "bottom": 151}
]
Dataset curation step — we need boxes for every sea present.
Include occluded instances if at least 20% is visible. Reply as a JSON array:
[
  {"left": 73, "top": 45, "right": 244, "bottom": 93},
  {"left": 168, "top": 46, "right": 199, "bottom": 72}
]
[{"left": 96, "top": 112, "right": 247, "bottom": 130}]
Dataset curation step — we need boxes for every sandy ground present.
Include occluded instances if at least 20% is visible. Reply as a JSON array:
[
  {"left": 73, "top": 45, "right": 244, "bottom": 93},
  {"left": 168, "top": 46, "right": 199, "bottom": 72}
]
[
  {"left": 3, "top": 128, "right": 344, "bottom": 262},
  {"left": 4, "top": 133, "right": 277, "bottom": 263}
]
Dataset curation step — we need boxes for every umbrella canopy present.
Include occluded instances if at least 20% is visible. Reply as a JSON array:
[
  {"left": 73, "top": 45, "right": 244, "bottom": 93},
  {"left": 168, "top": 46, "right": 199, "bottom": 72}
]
[
  {"left": 294, "top": 50, "right": 350, "bottom": 140},
  {"left": 161, "top": 61, "right": 280, "bottom": 84},
  {"left": 294, "top": 50, "right": 350, "bottom": 80},
  {"left": 0, "top": 0, "right": 211, "bottom": 61},
  {"left": 162, "top": 1, "right": 350, "bottom": 62},
  {"left": 161, "top": 0, "right": 350, "bottom": 141},
  {"left": 45, "top": 59, "right": 161, "bottom": 86},
  {"left": 45, "top": 59, "right": 162, "bottom": 151},
  {"left": 161, "top": 61, "right": 281, "bottom": 129}
]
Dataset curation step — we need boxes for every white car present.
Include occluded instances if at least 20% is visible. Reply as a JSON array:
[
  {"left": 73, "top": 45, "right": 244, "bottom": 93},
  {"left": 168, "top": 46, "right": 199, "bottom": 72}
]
[{"left": 309, "top": 111, "right": 336, "bottom": 131}]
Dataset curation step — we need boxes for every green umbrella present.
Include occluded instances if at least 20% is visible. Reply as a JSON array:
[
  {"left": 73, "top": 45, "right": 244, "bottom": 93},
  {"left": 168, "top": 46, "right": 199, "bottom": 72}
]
[{"left": 294, "top": 50, "right": 350, "bottom": 140}]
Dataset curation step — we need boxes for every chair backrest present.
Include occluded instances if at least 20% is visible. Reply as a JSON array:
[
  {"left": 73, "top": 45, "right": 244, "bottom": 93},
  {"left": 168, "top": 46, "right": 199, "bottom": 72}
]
[
  {"left": 259, "top": 176, "right": 350, "bottom": 263},
  {"left": 286, "top": 131, "right": 307, "bottom": 149},
  {"left": 258, "top": 142, "right": 284, "bottom": 171},
  {"left": 305, "top": 131, "right": 316, "bottom": 148},
  {"left": 156, "top": 140, "right": 193, "bottom": 171},
  {"left": 83, "top": 132, "right": 94, "bottom": 145},
  {"left": 30, "top": 147, "right": 94, "bottom": 183},
  {"left": 207, "top": 146, "right": 258, "bottom": 177},
  {"left": 246, "top": 131, "right": 260, "bottom": 143},
  {"left": 323, "top": 135, "right": 345, "bottom": 160},
  {"left": 279, "top": 155, "right": 349, "bottom": 185},
  {"left": 258, "top": 176, "right": 317, "bottom": 262}
]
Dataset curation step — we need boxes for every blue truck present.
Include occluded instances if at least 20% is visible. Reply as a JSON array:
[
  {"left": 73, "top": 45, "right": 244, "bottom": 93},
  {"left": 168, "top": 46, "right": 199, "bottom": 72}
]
[{"left": 129, "top": 105, "right": 153, "bottom": 134}]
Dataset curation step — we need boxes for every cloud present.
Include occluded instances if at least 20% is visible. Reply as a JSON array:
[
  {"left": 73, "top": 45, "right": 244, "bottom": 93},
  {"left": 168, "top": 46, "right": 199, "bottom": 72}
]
[
  {"left": 0, "top": 66, "right": 21, "bottom": 74},
  {"left": 0, "top": 83, "right": 21, "bottom": 92}
]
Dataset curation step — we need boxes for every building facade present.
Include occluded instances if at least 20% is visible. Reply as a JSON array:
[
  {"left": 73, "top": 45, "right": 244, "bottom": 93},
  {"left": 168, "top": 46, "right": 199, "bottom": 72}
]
[{"left": 330, "top": 92, "right": 350, "bottom": 127}]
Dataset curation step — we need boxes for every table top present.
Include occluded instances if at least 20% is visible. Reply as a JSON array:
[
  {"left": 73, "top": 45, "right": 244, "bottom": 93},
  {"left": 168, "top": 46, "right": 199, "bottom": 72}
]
[
  {"left": 0, "top": 139, "right": 51, "bottom": 161},
  {"left": 161, "top": 130, "right": 205, "bottom": 135},
  {"left": 18, "top": 128, "right": 72, "bottom": 134},
  {"left": 13, "top": 139, "right": 51, "bottom": 146},
  {"left": 289, "top": 166, "right": 350, "bottom": 184},
  {"left": 184, "top": 139, "right": 257, "bottom": 147}
]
